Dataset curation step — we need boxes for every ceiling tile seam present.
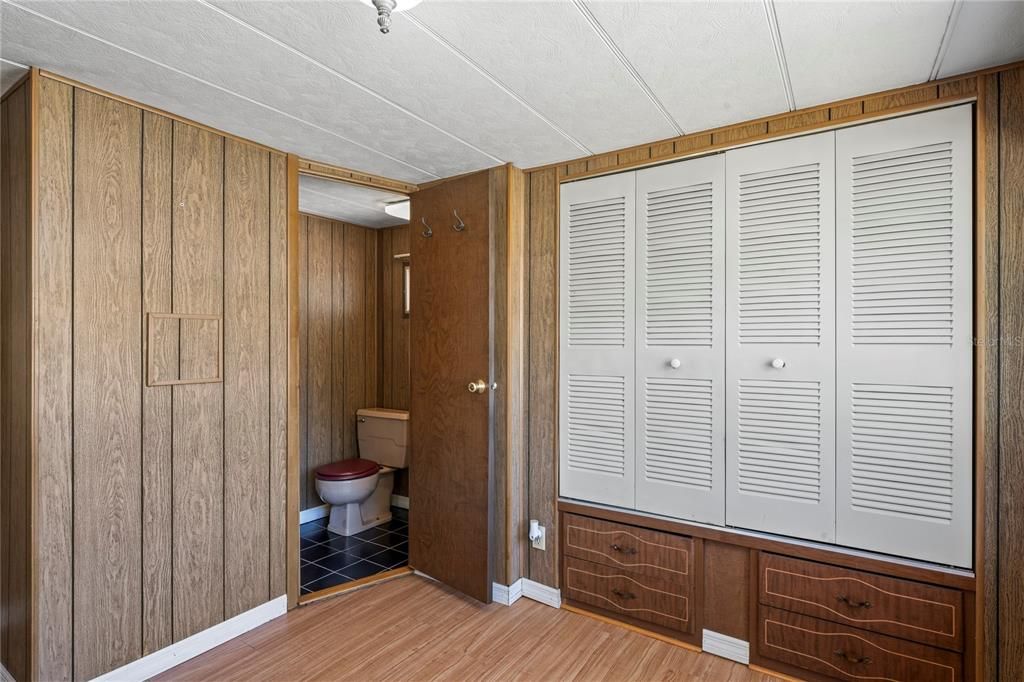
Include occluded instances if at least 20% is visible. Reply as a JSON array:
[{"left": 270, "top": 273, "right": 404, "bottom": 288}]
[
  {"left": 1, "top": 0, "right": 439, "bottom": 179},
  {"left": 1, "top": 57, "right": 30, "bottom": 69},
  {"left": 570, "top": 0, "right": 684, "bottom": 136},
  {"left": 762, "top": 0, "right": 796, "bottom": 111},
  {"left": 196, "top": 0, "right": 505, "bottom": 166},
  {"left": 929, "top": 0, "right": 964, "bottom": 81},
  {"left": 401, "top": 11, "right": 594, "bottom": 156}
]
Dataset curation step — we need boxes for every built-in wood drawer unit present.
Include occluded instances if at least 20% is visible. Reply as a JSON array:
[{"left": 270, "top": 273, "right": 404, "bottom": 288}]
[
  {"left": 760, "top": 553, "right": 963, "bottom": 651},
  {"left": 564, "top": 556, "right": 694, "bottom": 633},
  {"left": 563, "top": 512, "right": 694, "bottom": 583},
  {"left": 758, "top": 606, "right": 963, "bottom": 682}
]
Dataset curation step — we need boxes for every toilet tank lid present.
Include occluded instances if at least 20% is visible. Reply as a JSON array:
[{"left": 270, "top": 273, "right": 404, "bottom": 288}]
[{"left": 357, "top": 407, "right": 409, "bottom": 421}]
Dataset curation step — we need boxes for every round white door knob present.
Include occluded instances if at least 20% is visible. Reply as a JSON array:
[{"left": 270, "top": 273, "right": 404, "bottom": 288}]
[
  {"left": 771, "top": 358, "right": 787, "bottom": 369},
  {"left": 669, "top": 358, "right": 681, "bottom": 369}
]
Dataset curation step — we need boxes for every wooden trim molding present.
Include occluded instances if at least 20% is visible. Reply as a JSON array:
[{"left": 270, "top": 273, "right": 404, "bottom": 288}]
[
  {"left": 530, "top": 61, "right": 1024, "bottom": 183},
  {"left": 297, "top": 159, "right": 417, "bottom": 195},
  {"left": 286, "top": 153, "right": 301, "bottom": 610}
]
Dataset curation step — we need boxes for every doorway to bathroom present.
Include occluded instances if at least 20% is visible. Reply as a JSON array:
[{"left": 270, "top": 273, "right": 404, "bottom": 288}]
[{"left": 293, "top": 169, "right": 414, "bottom": 602}]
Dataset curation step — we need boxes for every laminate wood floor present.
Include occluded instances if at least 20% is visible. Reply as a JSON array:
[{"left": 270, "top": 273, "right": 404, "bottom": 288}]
[{"left": 156, "top": 575, "right": 778, "bottom": 682}]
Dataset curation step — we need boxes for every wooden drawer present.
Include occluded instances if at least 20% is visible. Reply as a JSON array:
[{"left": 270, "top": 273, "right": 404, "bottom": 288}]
[
  {"left": 563, "top": 512, "right": 693, "bottom": 582},
  {"left": 758, "top": 606, "right": 962, "bottom": 682},
  {"left": 760, "top": 554, "right": 963, "bottom": 651},
  {"left": 564, "top": 556, "right": 693, "bottom": 633}
]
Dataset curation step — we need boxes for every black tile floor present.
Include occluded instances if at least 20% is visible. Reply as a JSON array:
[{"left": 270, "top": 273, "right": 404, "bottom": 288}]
[{"left": 299, "top": 506, "right": 409, "bottom": 595}]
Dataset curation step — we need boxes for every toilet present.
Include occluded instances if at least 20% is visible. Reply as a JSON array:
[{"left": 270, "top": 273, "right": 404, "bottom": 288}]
[{"left": 315, "top": 407, "right": 409, "bottom": 536}]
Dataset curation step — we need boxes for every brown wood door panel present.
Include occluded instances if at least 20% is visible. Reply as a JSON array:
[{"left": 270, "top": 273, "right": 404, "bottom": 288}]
[
  {"left": 760, "top": 553, "right": 963, "bottom": 651},
  {"left": 759, "top": 606, "right": 962, "bottom": 682},
  {"left": 409, "top": 170, "right": 493, "bottom": 603},
  {"left": 564, "top": 556, "right": 693, "bottom": 633},
  {"left": 563, "top": 513, "right": 693, "bottom": 582}
]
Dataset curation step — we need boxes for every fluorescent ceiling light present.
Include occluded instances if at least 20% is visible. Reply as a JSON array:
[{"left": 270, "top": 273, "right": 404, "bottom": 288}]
[{"left": 384, "top": 200, "right": 410, "bottom": 221}]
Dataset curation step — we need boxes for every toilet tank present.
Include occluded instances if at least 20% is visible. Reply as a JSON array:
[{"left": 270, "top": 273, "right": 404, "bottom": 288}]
[{"left": 356, "top": 408, "right": 409, "bottom": 468}]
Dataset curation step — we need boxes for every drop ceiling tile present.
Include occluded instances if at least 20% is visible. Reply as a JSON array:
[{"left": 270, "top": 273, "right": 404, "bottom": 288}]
[
  {"left": 1, "top": 59, "right": 28, "bottom": 95},
  {"left": 7, "top": 0, "right": 497, "bottom": 179},
  {"left": 408, "top": 0, "right": 679, "bottom": 154},
  {"left": 775, "top": 1, "right": 952, "bottom": 108},
  {"left": 938, "top": 0, "right": 1024, "bottom": 78},
  {"left": 0, "top": 2, "right": 434, "bottom": 182},
  {"left": 585, "top": 0, "right": 789, "bottom": 133},
  {"left": 211, "top": 0, "right": 585, "bottom": 169},
  {"left": 299, "top": 175, "right": 408, "bottom": 228}
]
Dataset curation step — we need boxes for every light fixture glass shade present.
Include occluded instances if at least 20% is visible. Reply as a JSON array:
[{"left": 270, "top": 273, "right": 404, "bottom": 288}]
[
  {"left": 358, "top": 0, "right": 422, "bottom": 12},
  {"left": 384, "top": 200, "right": 411, "bottom": 221}
]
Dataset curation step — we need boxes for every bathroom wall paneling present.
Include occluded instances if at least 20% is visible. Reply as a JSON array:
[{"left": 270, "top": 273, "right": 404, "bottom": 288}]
[
  {"left": 0, "top": 74, "right": 33, "bottom": 682},
  {"left": 297, "top": 213, "right": 382, "bottom": 511},
  {"left": 0, "top": 70, "right": 291, "bottom": 680},
  {"left": 380, "top": 224, "right": 411, "bottom": 497}
]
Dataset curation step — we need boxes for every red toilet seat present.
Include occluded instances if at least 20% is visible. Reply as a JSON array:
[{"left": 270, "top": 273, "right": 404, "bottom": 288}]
[{"left": 315, "top": 459, "right": 380, "bottom": 481}]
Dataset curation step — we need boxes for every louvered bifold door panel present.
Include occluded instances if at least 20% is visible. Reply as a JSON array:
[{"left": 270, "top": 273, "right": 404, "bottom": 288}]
[
  {"left": 559, "top": 172, "right": 637, "bottom": 508},
  {"left": 725, "top": 132, "right": 837, "bottom": 543},
  {"left": 636, "top": 156, "right": 725, "bottom": 524},
  {"left": 835, "top": 105, "right": 973, "bottom": 568}
]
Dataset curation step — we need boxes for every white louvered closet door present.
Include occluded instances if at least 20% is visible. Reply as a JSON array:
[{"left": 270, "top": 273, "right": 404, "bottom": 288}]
[
  {"left": 725, "top": 132, "right": 837, "bottom": 543},
  {"left": 559, "top": 172, "right": 637, "bottom": 508},
  {"left": 835, "top": 105, "right": 973, "bottom": 568},
  {"left": 635, "top": 156, "right": 725, "bottom": 524}
]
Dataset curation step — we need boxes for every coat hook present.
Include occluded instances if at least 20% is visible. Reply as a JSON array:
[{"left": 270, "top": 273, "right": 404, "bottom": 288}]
[
  {"left": 452, "top": 209, "right": 466, "bottom": 232},
  {"left": 421, "top": 216, "right": 433, "bottom": 238}
]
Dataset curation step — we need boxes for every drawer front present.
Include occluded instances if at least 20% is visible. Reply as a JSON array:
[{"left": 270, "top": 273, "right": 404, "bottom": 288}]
[
  {"left": 759, "top": 606, "right": 962, "bottom": 682},
  {"left": 563, "top": 513, "right": 693, "bottom": 582},
  {"left": 565, "top": 556, "right": 693, "bottom": 633},
  {"left": 760, "top": 554, "right": 963, "bottom": 650}
]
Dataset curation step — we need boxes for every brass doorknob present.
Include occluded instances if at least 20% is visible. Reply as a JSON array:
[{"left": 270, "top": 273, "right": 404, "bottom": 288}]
[{"left": 467, "top": 380, "right": 487, "bottom": 394}]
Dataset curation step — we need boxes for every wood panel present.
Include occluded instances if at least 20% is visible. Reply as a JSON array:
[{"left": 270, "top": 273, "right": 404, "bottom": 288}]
[
  {"left": 298, "top": 216, "right": 310, "bottom": 510},
  {"left": 409, "top": 169, "right": 493, "bottom": 602},
  {"left": 141, "top": 109, "right": 174, "bottom": 655},
  {"left": 999, "top": 65, "right": 1024, "bottom": 682},
  {"left": 305, "top": 215, "right": 333, "bottom": 508},
  {"left": 526, "top": 167, "right": 559, "bottom": 588},
  {"left": 703, "top": 541, "right": 750, "bottom": 640},
  {"left": 759, "top": 606, "right": 963, "bottom": 682},
  {"left": 380, "top": 225, "right": 411, "bottom": 497},
  {"left": 341, "top": 223, "right": 365, "bottom": 461},
  {"left": 33, "top": 75, "right": 74, "bottom": 680},
  {"left": 490, "top": 165, "right": 509, "bottom": 587},
  {"left": 269, "top": 153, "right": 289, "bottom": 599},
  {"left": 224, "top": 139, "right": 271, "bottom": 618},
  {"left": 172, "top": 122, "right": 225, "bottom": 640},
  {"left": 72, "top": 88, "right": 143, "bottom": 679},
  {"left": 0, "top": 77, "right": 33, "bottom": 682}
]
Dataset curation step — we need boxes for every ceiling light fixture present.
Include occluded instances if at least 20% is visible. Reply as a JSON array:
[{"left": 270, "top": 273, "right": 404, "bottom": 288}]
[
  {"left": 361, "top": 0, "right": 422, "bottom": 34},
  {"left": 384, "top": 200, "right": 411, "bottom": 220}
]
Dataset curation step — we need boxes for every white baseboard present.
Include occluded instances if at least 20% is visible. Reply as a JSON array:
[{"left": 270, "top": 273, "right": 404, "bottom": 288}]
[
  {"left": 521, "top": 578, "right": 562, "bottom": 608},
  {"left": 390, "top": 494, "right": 409, "bottom": 510},
  {"left": 491, "top": 578, "right": 524, "bottom": 606},
  {"left": 702, "top": 629, "right": 749, "bottom": 665},
  {"left": 93, "top": 595, "right": 287, "bottom": 681},
  {"left": 299, "top": 504, "right": 329, "bottom": 524},
  {"left": 0, "top": 662, "right": 14, "bottom": 682}
]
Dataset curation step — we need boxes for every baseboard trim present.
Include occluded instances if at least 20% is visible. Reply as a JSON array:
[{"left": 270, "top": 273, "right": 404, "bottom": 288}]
[
  {"left": 390, "top": 494, "right": 409, "bottom": 510},
  {"left": 702, "top": 629, "right": 749, "bottom": 665},
  {"left": 521, "top": 578, "right": 562, "bottom": 608},
  {"left": 93, "top": 595, "right": 287, "bottom": 681},
  {"left": 491, "top": 578, "right": 524, "bottom": 606},
  {"left": 298, "top": 504, "right": 329, "bottom": 524}
]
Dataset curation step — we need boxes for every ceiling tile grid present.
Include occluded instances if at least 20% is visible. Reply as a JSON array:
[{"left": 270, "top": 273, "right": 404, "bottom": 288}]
[{"left": 2, "top": 0, "right": 1023, "bottom": 182}]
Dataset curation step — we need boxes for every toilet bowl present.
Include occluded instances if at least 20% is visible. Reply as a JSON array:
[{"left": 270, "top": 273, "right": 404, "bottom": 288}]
[{"left": 315, "top": 408, "right": 409, "bottom": 536}]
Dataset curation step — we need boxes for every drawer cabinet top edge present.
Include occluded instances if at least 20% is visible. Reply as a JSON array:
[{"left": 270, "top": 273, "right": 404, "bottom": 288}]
[{"left": 558, "top": 499, "right": 976, "bottom": 591}]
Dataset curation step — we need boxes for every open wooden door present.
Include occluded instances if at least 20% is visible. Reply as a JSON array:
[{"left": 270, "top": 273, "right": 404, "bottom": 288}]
[{"left": 408, "top": 170, "right": 494, "bottom": 603}]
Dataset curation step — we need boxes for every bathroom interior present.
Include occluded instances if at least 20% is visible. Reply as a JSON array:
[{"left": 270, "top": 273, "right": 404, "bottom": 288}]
[{"left": 295, "top": 173, "right": 413, "bottom": 598}]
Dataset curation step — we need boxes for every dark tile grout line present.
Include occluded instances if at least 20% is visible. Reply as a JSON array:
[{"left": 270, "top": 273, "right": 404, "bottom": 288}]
[{"left": 299, "top": 556, "right": 409, "bottom": 592}]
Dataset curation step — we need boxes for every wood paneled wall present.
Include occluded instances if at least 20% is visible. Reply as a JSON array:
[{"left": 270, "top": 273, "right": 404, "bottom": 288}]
[
  {"left": 298, "top": 213, "right": 381, "bottom": 511},
  {"left": 1, "top": 76, "right": 32, "bottom": 682},
  {"left": 523, "top": 63, "right": 1024, "bottom": 682},
  {"left": 1, "top": 72, "right": 290, "bottom": 680}
]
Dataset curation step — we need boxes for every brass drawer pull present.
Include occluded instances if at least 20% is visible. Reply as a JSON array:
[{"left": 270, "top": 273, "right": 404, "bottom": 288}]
[
  {"left": 610, "top": 543, "right": 637, "bottom": 555},
  {"left": 611, "top": 588, "right": 636, "bottom": 600},
  {"left": 833, "top": 650, "right": 872, "bottom": 665},
  {"left": 837, "top": 595, "right": 872, "bottom": 609}
]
